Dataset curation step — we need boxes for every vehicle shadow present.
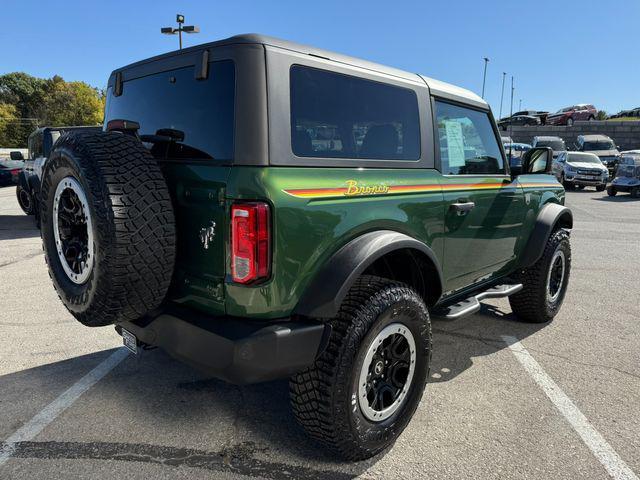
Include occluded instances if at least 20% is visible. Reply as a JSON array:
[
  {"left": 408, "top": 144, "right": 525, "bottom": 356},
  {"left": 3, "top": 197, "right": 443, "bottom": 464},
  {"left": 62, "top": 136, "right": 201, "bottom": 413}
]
[
  {"left": 0, "top": 302, "right": 546, "bottom": 479},
  {"left": 0, "top": 214, "right": 40, "bottom": 240},
  {"left": 429, "top": 302, "right": 546, "bottom": 383},
  {"left": 593, "top": 195, "right": 638, "bottom": 202}
]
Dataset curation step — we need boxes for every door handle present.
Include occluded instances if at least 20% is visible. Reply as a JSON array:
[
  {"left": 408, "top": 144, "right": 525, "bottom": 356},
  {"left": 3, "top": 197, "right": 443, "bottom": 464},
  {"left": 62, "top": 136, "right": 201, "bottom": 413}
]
[{"left": 450, "top": 201, "right": 475, "bottom": 215}]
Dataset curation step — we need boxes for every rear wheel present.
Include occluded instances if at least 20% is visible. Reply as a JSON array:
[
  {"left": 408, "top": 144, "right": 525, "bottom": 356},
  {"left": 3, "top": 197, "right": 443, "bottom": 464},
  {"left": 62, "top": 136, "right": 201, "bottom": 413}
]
[
  {"left": 607, "top": 186, "right": 617, "bottom": 196},
  {"left": 41, "top": 131, "right": 176, "bottom": 326},
  {"left": 290, "top": 275, "right": 431, "bottom": 460},
  {"left": 509, "top": 229, "right": 571, "bottom": 323},
  {"left": 16, "top": 185, "right": 35, "bottom": 215}
]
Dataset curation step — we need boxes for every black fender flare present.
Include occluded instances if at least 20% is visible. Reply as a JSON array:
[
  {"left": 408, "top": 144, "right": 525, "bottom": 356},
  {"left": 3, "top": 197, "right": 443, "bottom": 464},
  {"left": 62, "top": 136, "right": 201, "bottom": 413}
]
[
  {"left": 518, "top": 203, "right": 573, "bottom": 268},
  {"left": 293, "top": 230, "right": 443, "bottom": 319},
  {"left": 17, "top": 170, "right": 30, "bottom": 191}
]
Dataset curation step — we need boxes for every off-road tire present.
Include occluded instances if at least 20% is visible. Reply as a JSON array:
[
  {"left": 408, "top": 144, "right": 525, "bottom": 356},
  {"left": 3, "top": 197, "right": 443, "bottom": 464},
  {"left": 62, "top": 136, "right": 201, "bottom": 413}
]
[
  {"left": 41, "top": 131, "right": 176, "bottom": 327},
  {"left": 607, "top": 186, "right": 617, "bottom": 196},
  {"left": 16, "top": 185, "right": 35, "bottom": 215},
  {"left": 290, "top": 275, "right": 431, "bottom": 460},
  {"left": 509, "top": 229, "right": 571, "bottom": 323}
]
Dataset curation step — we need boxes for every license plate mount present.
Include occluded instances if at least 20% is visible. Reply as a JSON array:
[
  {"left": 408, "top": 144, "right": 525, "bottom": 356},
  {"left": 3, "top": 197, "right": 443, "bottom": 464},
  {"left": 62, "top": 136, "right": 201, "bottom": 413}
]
[{"left": 122, "top": 329, "right": 138, "bottom": 355}]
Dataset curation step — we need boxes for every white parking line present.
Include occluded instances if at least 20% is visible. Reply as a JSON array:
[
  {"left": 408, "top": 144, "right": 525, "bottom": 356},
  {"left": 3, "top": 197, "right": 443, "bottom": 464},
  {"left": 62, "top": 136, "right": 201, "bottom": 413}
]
[
  {"left": 0, "top": 347, "right": 129, "bottom": 467},
  {"left": 502, "top": 335, "right": 638, "bottom": 480}
]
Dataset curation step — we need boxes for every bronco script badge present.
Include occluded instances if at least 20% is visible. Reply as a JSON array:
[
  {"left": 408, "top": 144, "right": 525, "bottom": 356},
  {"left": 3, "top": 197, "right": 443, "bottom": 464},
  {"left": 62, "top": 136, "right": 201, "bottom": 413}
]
[{"left": 344, "top": 180, "right": 389, "bottom": 196}]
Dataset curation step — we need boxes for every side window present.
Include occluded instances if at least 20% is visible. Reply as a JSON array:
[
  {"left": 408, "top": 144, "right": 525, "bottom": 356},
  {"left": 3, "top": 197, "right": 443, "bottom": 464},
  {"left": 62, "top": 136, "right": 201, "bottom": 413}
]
[
  {"left": 290, "top": 65, "right": 420, "bottom": 160},
  {"left": 435, "top": 100, "right": 504, "bottom": 175},
  {"left": 33, "top": 133, "right": 43, "bottom": 158}
]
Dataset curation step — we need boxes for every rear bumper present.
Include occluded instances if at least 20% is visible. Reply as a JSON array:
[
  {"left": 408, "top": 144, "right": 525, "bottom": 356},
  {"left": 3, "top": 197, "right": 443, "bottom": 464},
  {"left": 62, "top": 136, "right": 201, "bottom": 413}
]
[{"left": 118, "top": 307, "right": 329, "bottom": 385}]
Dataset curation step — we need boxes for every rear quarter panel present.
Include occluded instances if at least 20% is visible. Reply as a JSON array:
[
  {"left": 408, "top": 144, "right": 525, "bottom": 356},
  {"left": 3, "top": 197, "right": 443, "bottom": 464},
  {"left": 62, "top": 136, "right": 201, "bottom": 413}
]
[{"left": 225, "top": 167, "right": 445, "bottom": 319}]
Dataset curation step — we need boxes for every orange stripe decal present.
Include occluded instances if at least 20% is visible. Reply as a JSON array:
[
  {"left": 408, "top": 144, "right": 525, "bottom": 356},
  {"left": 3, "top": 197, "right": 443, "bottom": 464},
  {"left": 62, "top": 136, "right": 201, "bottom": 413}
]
[{"left": 283, "top": 180, "right": 560, "bottom": 199}]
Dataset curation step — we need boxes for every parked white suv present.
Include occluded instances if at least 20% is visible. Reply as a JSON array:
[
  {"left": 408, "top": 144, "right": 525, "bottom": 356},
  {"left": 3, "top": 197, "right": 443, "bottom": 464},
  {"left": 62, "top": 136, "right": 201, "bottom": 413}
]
[{"left": 552, "top": 151, "right": 608, "bottom": 191}]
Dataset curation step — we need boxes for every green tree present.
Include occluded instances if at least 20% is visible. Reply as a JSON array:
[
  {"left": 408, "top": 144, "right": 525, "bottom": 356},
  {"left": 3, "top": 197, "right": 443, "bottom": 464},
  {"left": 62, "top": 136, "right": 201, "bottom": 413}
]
[
  {"left": 0, "top": 102, "right": 23, "bottom": 147},
  {"left": 43, "top": 77, "right": 104, "bottom": 126},
  {"left": 596, "top": 110, "right": 608, "bottom": 120},
  {"left": 0, "top": 72, "right": 47, "bottom": 146},
  {"left": 0, "top": 72, "right": 104, "bottom": 147}
]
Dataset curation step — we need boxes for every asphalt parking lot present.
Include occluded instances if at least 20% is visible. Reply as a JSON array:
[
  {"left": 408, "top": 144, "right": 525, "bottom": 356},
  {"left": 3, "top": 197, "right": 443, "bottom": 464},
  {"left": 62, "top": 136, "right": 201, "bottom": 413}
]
[{"left": 0, "top": 185, "right": 638, "bottom": 480}]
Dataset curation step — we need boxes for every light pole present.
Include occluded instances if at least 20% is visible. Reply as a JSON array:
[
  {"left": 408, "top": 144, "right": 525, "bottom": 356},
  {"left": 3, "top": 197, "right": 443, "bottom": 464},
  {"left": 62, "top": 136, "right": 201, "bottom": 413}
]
[
  {"left": 499, "top": 72, "right": 506, "bottom": 119},
  {"left": 481, "top": 57, "right": 490, "bottom": 99},
  {"left": 508, "top": 76, "right": 514, "bottom": 157},
  {"left": 519, "top": 99, "right": 522, "bottom": 111},
  {"left": 161, "top": 14, "right": 200, "bottom": 50}
]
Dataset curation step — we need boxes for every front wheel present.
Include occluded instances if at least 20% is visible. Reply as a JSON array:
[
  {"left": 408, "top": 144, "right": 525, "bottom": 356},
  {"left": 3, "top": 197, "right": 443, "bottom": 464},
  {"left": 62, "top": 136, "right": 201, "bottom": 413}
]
[
  {"left": 16, "top": 185, "right": 35, "bottom": 215},
  {"left": 607, "top": 186, "right": 617, "bottom": 197},
  {"left": 596, "top": 184, "right": 606, "bottom": 192},
  {"left": 509, "top": 229, "right": 571, "bottom": 323},
  {"left": 290, "top": 275, "right": 431, "bottom": 460},
  {"left": 632, "top": 186, "right": 640, "bottom": 198},
  {"left": 567, "top": 117, "right": 574, "bottom": 126}
]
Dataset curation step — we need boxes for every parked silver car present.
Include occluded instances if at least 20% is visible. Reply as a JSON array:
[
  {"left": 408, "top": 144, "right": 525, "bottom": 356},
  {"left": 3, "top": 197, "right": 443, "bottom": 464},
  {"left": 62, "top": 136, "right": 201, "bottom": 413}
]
[
  {"left": 552, "top": 151, "right": 608, "bottom": 191},
  {"left": 574, "top": 134, "right": 620, "bottom": 178}
]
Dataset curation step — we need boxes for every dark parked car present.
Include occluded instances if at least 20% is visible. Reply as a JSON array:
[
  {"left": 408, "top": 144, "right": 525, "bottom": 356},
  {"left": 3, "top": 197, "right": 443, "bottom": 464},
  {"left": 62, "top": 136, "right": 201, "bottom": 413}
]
[
  {"left": 0, "top": 151, "right": 25, "bottom": 186},
  {"left": 497, "top": 112, "right": 541, "bottom": 131},
  {"left": 574, "top": 134, "right": 620, "bottom": 178},
  {"left": 610, "top": 107, "right": 640, "bottom": 119},
  {"left": 17, "top": 126, "right": 102, "bottom": 218},
  {"left": 513, "top": 110, "right": 548, "bottom": 124},
  {"left": 546, "top": 104, "right": 597, "bottom": 126},
  {"left": 532, "top": 136, "right": 567, "bottom": 159}
]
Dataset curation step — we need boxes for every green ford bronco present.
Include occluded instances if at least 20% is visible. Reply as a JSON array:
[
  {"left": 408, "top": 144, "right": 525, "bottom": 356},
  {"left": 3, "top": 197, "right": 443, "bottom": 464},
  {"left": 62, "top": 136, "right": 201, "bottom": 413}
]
[{"left": 40, "top": 34, "right": 572, "bottom": 460}]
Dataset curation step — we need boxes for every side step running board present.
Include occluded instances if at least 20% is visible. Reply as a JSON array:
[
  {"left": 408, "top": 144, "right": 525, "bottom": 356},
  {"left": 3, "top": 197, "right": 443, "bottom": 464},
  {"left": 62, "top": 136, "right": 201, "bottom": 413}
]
[{"left": 433, "top": 283, "right": 523, "bottom": 320}]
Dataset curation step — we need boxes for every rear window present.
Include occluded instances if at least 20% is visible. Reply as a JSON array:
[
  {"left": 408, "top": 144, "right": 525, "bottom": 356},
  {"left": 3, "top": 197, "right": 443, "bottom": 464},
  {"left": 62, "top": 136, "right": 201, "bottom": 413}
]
[
  {"left": 290, "top": 65, "right": 420, "bottom": 160},
  {"left": 105, "top": 60, "right": 235, "bottom": 161}
]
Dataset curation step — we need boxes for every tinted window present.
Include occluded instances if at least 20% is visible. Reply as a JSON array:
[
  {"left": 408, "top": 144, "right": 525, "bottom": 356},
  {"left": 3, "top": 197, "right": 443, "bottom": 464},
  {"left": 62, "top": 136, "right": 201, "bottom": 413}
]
[
  {"left": 106, "top": 60, "right": 235, "bottom": 161},
  {"left": 290, "top": 65, "right": 420, "bottom": 160},
  {"left": 536, "top": 139, "right": 566, "bottom": 151},
  {"left": 435, "top": 101, "right": 504, "bottom": 175},
  {"left": 583, "top": 141, "right": 614, "bottom": 150}
]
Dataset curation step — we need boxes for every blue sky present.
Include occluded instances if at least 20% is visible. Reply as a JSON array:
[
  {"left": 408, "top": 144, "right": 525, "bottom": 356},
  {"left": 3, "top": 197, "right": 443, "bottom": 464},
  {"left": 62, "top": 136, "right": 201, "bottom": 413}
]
[{"left": 1, "top": 0, "right": 637, "bottom": 116}]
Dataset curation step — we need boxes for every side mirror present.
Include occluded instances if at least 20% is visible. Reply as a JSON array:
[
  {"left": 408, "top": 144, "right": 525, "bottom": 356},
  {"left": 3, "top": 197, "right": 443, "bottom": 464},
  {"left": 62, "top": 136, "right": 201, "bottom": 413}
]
[
  {"left": 9, "top": 151, "right": 24, "bottom": 161},
  {"left": 520, "top": 147, "right": 553, "bottom": 175}
]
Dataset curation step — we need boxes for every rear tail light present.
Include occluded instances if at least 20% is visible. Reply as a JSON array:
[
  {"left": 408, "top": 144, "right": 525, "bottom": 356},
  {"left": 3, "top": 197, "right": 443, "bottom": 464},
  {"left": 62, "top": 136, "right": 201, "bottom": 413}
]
[{"left": 231, "top": 202, "right": 270, "bottom": 284}]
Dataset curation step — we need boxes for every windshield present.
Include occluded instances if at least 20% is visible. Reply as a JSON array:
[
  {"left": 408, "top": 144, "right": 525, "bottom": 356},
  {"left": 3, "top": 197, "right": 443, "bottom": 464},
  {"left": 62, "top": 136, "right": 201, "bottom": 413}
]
[
  {"left": 556, "top": 107, "right": 573, "bottom": 113},
  {"left": 616, "top": 164, "right": 639, "bottom": 177},
  {"left": 536, "top": 140, "right": 566, "bottom": 151},
  {"left": 583, "top": 141, "right": 614, "bottom": 150},
  {"left": 567, "top": 154, "right": 601, "bottom": 164}
]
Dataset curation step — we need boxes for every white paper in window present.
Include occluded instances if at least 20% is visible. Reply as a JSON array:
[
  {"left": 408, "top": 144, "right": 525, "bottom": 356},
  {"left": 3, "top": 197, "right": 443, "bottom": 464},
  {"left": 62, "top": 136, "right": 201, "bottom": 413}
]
[{"left": 444, "top": 120, "right": 466, "bottom": 167}]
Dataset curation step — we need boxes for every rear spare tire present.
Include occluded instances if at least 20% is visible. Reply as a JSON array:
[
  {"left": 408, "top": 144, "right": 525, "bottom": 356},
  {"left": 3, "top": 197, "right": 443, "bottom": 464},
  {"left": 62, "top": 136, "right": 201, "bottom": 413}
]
[{"left": 41, "top": 131, "right": 176, "bottom": 326}]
